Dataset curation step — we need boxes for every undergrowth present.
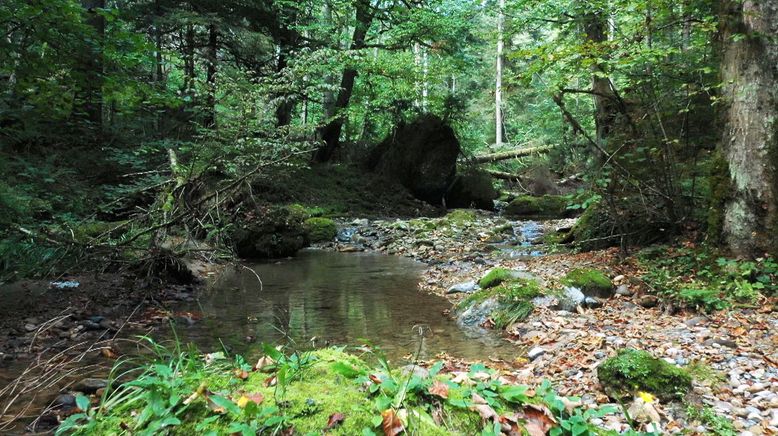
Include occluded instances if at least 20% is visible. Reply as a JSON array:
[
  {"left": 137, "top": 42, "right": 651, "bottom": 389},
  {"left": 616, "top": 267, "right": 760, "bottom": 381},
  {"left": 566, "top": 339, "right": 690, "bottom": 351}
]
[
  {"left": 57, "top": 338, "right": 641, "bottom": 436},
  {"left": 637, "top": 245, "right": 777, "bottom": 312}
]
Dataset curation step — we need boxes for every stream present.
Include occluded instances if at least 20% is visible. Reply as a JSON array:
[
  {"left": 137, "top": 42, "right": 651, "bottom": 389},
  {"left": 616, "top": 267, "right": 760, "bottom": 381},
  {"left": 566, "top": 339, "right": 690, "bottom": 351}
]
[{"left": 168, "top": 249, "right": 511, "bottom": 362}]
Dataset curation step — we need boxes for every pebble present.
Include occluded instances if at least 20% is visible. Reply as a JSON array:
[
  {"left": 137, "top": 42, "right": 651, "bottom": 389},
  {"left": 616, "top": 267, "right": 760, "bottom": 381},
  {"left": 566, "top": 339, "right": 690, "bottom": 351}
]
[
  {"left": 638, "top": 295, "right": 658, "bottom": 308},
  {"left": 527, "top": 347, "right": 546, "bottom": 361},
  {"left": 24, "top": 323, "right": 37, "bottom": 332}
]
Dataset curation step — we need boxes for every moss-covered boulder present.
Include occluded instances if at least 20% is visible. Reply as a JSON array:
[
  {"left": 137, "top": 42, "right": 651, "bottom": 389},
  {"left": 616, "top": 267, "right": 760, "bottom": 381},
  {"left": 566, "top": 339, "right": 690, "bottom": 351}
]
[
  {"left": 232, "top": 206, "right": 306, "bottom": 258},
  {"left": 479, "top": 267, "right": 513, "bottom": 289},
  {"left": 598, "top": 348, "right": 692, "bottom": 401},
  {"left": 442, "top": 209, "right": 477, "bottom": 227},
  {"left": 303, "top": 217, "right": 337, "bottom": 243},
  {"left": 445, "top": 169, "right": 498, "bottom": 210},
  {"left": 457, "top": 279, "right": 543, "bottom": 329},
  {"left": 562, "top": 268, "right": 614, "bottom": 298},
  {"left": 503, "top": 195, "right": 569, "bottom": 218}
]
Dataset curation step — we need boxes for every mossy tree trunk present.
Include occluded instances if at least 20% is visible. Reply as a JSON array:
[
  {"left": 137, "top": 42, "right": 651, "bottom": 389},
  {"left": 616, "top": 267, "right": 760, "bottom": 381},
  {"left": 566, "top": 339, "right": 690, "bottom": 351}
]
[{"left": 718, "top": 0, "right": 778, "bottom": 256}]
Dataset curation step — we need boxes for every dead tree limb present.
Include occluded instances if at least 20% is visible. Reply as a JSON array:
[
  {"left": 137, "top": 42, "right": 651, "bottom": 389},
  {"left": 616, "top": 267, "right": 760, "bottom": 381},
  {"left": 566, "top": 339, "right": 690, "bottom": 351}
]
[{"left": 473, "top": 144, "right": 554, "bottom": 163}]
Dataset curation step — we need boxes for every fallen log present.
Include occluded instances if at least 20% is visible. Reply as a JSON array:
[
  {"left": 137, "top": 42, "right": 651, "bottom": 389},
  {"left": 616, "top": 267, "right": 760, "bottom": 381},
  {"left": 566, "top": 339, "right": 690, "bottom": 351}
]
[
  {"left": 485, "top": 169, "right": 525, "bottom": 181},
  {"left": 473, "top": 144, "right": 554, "bottom": 163}
]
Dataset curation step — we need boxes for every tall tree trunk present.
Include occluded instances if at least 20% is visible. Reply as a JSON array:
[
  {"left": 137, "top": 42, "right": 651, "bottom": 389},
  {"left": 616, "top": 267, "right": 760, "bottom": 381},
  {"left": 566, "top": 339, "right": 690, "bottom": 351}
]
[
  {"left": 718, "top": 0, "right": 778, "bottom": 256},
  {"left": 204, "top": 23, "right": 218, "bottom": 128},
  {"left": 495, "top": 0, "right": 505, "bottom": 147},
  {"left": 184, "top": 24, "right": 195, "bottom": 94},
  {"left": 78, "top": 0, "right": 105, "bottom": 131},
  {"left": 583, "top": 12, "right": 617, "bottom": 147},
  {"left": 314, "top": 0, "right": 372, "bottom": 163}
]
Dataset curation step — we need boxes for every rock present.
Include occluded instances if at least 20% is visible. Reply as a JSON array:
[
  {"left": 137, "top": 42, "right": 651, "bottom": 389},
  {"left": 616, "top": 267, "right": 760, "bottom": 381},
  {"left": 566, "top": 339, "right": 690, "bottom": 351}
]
[
  {"left": 704, "top": 338, "right": 737, "bottom": 349},
  {"left": 303, "top": 217, "right": 337, "bottom": 243},
  {"left": 638, "top": 295, "right": 659, "bottom": 308},
  {"left": 445, "top": 169, "right": 498, "bottom": 210},
  {"left": 527, "top": 347, "right": 546, "bottom": 361},
  {"left": 555, "top": 286, "right": 585, "bottom": 312},
  {"left": 232, "top": 206, "right": 307, "bottom": 258},
  {"left": 456, "top": 297, "right": 500, "bottom": 327},
  {"left": 504, "top": 195, "right": 570, "bottom": 218},
  {"left": 24, "top": 323, "right": 37, "bottom": 332},
  {"left": 74, "top": 378, "right": 108, "bottom": 394},
  {"left": 369, "top": 114, "right": 461, "bottom": 205},
  {"left": 53, "top": 393, "right": 77, "bottom": 410},
  {"left": 584, "top": 296, "right": 604, "bottom": 308},
  {"left": 446, "top": 281, "right": 480, "bottom": 294},
  {"left": 561, "top": 268, "right": 614, "bottom": 298},
  {"left": 598, "top": 348, "right": 692, "bottom": 401},
  {"left": 400, "top": 365, "right": 429, "bottom": 379},
  {"left": 685, "top": 316, "right": 707, "bottom": 327},
  {"left": 351, "top": 219, "right": 369, "bottom": 227},
  {"left": 615, "top": 284, "right": 633, "bottom": 296}
]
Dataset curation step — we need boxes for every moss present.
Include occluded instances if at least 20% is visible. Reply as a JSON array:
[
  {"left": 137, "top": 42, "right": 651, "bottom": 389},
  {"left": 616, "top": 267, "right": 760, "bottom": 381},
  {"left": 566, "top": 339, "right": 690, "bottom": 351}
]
[
  {"left": 303, "top": 217, "right": 337, "bottom": 243},
  {"left": 598, "top": 348, "right": 692, "bottom": 401},
  {"left": 562, "top": 268, "right": 613, "bottom": 298},
  {"left": 478, "top": 267, "right": 513, "bottom": 289},
  {"left": 503, "top": 195, "right": 569, "bottom": 218},
  {"left": 442, "top": 209, "right": 477, "bottom": 226},
  {"left": 72, "top": 220, "right": 127, "bottom": 242}
]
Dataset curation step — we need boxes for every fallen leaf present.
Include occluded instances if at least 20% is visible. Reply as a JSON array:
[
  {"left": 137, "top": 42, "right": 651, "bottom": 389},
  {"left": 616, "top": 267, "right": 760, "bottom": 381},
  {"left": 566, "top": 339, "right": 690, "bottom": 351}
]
[
  {"left": 234, "top": 369, "right": 249, "bottom": 380},
  {"left": 236, "top": 392, "right": 264, "bottom": 408},
  {"left": 518, "top": 405, "right": 556, "bottom": 436},
  {"left": 264, "top": 375, "right": 277, "bottom": 387},
  {"left": 369, "top": 374, "right": 382, "bottom": 384},
  {"left": 254, "top": 356, "right": 274, "bottom": 372},
  {"left": 472, "top": 404, "right": 498, "bottom": 421},
  {"left": 428, "top": 380, "right": 449, "bottom": 399},
  {"left": 324, "top": 412, "right": 345, "bottom": 430},
  {"left": 381, "top": 409, "right": 405, "bottom": 436},
  {"left": 101, "top": 347, "right": 119, "bottom": 359}
]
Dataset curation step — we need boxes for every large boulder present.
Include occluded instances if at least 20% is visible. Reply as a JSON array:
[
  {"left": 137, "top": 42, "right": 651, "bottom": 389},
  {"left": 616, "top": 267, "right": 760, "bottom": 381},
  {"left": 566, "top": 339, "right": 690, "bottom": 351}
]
[
  {"left": 445, "top": 168, "right": 498, "bottom": 210},
  {"left": 232, "top": 206, "right": 306, "bottom": 258},
  {"left": 369, "top": 115, "right": 461, "bottom": 205}
]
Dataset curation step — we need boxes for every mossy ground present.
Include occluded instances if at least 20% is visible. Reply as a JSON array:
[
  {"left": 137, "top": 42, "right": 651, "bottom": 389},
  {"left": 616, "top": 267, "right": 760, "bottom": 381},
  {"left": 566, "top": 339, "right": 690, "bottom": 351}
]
[
  {"left": 478, "top": 267, "right": 514, "bottom": 289},
  {"left": 597, "top": 348, "right": 692, "bottom": 402},
  {"left": 61, "top": 345, "right": 617, "bottom": 435}
]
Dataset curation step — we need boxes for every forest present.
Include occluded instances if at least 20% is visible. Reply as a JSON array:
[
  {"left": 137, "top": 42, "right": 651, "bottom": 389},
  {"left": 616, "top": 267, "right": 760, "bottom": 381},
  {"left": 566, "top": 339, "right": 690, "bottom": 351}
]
[{"left": 0, "top": 0, "right": 776, "bottom": 434}]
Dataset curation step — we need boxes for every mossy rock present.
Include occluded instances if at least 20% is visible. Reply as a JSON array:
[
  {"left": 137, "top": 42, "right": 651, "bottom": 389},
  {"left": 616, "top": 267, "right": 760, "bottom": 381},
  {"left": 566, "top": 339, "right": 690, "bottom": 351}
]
[
  {"left": 478, "top": 267, "right": 513, "bottom": 289},
  {"left": 503, "top": 195, "right": 569, "bottom": 218},
  {"left": 445, "top": 169, "right": 498, "bottom": 210},
  {"left": 598, "top": 348, "right": 692, "bottom": 401},
  {"left": 562, "top": 268, "right": 613, "bottom": 298},
  {"left": 458, "top": 278, "right": 543, "bottom": 329},
  {"left": 232, "top": 206, "right": 307, "bottom": 258},
  {"left": 303, "top": 217, "right": 337, "bottom": 243}
]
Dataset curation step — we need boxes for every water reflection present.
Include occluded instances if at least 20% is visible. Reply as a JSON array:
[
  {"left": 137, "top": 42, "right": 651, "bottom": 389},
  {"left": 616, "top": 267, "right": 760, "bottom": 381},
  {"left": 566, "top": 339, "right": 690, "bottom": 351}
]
[{"left": 170, "top": 250, "right": 509, "bottom": 362}]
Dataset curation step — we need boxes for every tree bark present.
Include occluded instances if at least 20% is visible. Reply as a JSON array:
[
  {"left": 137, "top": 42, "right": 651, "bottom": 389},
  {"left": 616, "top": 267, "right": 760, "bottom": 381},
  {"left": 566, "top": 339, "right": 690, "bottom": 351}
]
[
  {"left": 473, "top": 144, "right": 554, "bottom": 163},
  {"left": 314, "top": 0, "right": 372, "bottom": 163},
  {"left": 78, "top": 0, "right": 105, "bottom": 131},
  {"left": 583, "top": 12, "right": 617, "bottom": 146},
  {"left": 204, "top": 23, "right": 218, "bottom": 128},
  {"left": 719, "top": 0, "right": 778, "bottom": 256}
]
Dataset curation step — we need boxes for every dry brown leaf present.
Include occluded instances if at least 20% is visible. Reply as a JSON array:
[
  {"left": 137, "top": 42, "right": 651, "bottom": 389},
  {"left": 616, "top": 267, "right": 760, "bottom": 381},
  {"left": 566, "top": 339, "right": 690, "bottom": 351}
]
[
  {"left": 234, "top": 369, "right": 249, "bottom": 380},
  {"left": 101, "top": 347, "right": 119, "bottom": 359},
  {"left": 369, "top": 374, "right": 382, "bottom": 384},
  {"left": 381, "top": 409, "right": 405, "bottom": 436},
  {"left": 472, "top": 404, "right": 498, "bottom": 421},
  {"left": 324, "top": 412, "right": 345, "bottom": 430},
  {"left": 254, "top": 356, "right": 275, "bottom": 372},
  {"left": 519, "top": 405, "right": 556, "bottom": 436},
  {"left": 426, "top": 380, "right": 449, "bottom": 400},
  {"left": 264, "top": 375, "right": 277, "bottom": 387}
]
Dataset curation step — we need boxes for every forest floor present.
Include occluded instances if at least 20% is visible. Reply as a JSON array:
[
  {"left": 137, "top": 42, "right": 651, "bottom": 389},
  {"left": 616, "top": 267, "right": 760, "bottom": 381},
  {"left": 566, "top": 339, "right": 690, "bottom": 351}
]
[{"left": 318, "top": 210, "right": 778, "bottom": 434}]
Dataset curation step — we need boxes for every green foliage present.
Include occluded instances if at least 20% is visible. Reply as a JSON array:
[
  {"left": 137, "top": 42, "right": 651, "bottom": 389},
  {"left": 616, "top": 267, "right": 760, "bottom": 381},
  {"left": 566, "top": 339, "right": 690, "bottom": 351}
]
[
  {"left": 303, "top": 218, "right": 337, "bottom": 243},
  {"left": 638, "top": 245, "right": 776, "bottom": 312},
  {"left": 461, "top": 279, "right": 543, "bottom": 329},
  {"left": 58, "top": 339, "right": 627, "bottom": 435},
  {"left": 685, "top": 404, "right": 737, "bottom": 436},
  {"left": 597, "top": 348, "right": 692, "bottom": 402}
]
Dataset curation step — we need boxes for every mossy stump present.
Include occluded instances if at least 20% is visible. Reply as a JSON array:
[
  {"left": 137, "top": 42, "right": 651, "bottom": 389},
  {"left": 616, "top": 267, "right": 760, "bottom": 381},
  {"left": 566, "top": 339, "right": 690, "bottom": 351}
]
[{"left": 598, "top": 348, "right": 692, "bottom": 402}]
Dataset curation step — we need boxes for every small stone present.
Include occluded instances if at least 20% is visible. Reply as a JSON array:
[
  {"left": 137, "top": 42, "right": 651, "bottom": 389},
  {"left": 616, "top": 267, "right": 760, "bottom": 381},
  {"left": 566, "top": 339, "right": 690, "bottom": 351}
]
[
  {"left": 53, "top": 394, "right": 76, "bottom": 410},
  {"left": 24, "top": 323, "right": 37, "bottom": 332},
  {"left": 446, "top": 281, "right": 479, "bottom": 294},
  {"left": 638, "top": 295, "right": 659, "bottom": 308},
  {"left": 704, "top": 338, "right": 737, "bottom": 349},
  {"left": 685, "top": 316, "right": 707, "bottom": 327},
  {"left": 747, "top": 412, "right": 762, "bottom": 421},
  {"left": 74, "top": 378, "right": 108, "bottom": 394},
  {"left": 615, "top": 284, "right": 633, "bottom": 296},
  {"left": 748, "top": 383, "right": 765, "bottom": 393},
  {"left": 527, "top": 347, "right": 546, "bottom": 361},
  {"left": 613, "top": 275, "right": 625, "bottom": 283},
  {"left": 400, "top": 365, "right": 429, "bottom": 379},
  {"left": 584, "top": 296, "right": 603, "bottom": 308}
]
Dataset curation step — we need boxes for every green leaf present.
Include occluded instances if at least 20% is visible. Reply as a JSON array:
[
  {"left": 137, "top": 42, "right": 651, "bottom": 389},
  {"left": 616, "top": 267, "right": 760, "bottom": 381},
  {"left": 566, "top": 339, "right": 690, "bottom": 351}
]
[{"left": 75, "top": 395, "right": 90, "bottom": 412}]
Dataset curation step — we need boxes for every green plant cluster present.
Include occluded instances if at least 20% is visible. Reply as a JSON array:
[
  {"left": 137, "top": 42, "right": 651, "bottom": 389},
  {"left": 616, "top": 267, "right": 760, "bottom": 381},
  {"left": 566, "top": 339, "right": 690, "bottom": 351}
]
[
  {"left": 462, "top": 278, "right": 544, "bottom": 329},
  {"left": 58, "top": 340, "right": 636, "bottom": 436},
  {"left": 638, "top": 245, "right": 777, "bottom": 312}
]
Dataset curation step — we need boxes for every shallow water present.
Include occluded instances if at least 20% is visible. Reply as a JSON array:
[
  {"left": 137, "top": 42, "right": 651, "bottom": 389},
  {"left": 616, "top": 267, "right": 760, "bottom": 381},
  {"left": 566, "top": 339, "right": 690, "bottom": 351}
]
[{"left": 168, "top": 250, "right": 511, "bottom": 362}]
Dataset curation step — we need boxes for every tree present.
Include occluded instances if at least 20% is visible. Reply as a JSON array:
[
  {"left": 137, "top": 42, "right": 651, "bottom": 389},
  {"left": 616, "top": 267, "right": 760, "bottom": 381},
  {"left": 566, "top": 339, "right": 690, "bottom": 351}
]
[{"left": 718, "top": 0, "right": 778, "bottom": 256}]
